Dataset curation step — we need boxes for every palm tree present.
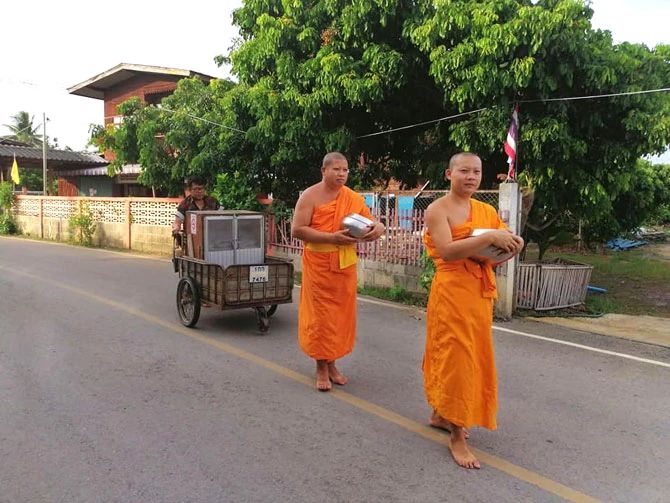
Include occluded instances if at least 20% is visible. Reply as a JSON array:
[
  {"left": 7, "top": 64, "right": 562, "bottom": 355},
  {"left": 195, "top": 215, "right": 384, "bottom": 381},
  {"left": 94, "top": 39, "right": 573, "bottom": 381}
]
[{"left": 2, "top": 111, "right": 43, "bottom": 147}]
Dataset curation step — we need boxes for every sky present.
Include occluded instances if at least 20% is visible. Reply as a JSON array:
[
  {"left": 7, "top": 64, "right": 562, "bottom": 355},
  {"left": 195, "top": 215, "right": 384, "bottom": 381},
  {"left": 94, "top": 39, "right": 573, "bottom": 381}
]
[{"left": 1, "top": 0, "right": 668, "bottom": 160}]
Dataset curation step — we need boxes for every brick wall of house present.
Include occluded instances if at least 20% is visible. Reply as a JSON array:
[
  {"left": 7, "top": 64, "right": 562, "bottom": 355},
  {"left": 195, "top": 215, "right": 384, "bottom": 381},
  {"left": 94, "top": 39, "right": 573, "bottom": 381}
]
[
  {"left": 103, "top": 74, "right": 182, "bottom": 121},
  {"left": 102, "top": 74, "right": 183, "bottom": 161}
]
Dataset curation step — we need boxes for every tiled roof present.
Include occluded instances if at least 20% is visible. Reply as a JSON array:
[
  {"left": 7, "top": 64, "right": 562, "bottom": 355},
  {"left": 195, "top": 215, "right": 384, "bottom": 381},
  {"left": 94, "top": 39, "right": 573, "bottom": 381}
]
[{"left": 0, "top": 145, "right": 108, "bottom": 166}]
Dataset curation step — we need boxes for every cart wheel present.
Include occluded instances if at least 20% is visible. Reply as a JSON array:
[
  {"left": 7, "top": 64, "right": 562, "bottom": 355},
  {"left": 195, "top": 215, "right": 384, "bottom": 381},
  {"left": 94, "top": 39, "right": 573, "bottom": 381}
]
[
  {"left": 267, "top": 305, "right": 278, "bottom": 317},
  {"left": 256, "top": 306, "right": 270, "bottom": 333},
  {"left": 177, "top": 276, "right": 201, "bottom": 328}
]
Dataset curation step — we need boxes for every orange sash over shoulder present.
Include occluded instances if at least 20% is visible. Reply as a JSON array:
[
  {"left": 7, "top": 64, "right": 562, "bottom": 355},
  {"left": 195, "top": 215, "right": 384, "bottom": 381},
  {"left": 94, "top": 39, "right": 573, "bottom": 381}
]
[
  {"left": 298, "top": 187, "right": 373, "bottom": 361},
  {"left": 422, "top": 199, "right": 505, "bottom": 430}
]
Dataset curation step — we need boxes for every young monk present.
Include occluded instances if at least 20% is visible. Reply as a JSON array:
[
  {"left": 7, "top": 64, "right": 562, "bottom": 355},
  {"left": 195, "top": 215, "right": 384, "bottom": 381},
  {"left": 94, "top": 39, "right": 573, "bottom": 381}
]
[
  {"left": 291, "top": 152, "right": 385, "bottom": 391},
  {"left": 422, "top": 152, "right": 523, "bottom": 469}
]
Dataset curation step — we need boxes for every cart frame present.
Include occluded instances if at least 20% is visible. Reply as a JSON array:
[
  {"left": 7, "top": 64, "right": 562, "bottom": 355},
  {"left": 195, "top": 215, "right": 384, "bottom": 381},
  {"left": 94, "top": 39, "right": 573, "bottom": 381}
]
[{"left": 173, "top": 231, "right": 294, "bottom": 332}]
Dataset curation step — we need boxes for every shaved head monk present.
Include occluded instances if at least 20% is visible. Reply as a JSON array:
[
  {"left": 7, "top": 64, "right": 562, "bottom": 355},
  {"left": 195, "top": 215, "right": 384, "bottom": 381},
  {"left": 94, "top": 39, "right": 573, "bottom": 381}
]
[
  {"left": 291, "top": 152, "right": 385, "bottom": 391},
  {"left": 422, "top": 152, "right": 523, "bottom": 469}
]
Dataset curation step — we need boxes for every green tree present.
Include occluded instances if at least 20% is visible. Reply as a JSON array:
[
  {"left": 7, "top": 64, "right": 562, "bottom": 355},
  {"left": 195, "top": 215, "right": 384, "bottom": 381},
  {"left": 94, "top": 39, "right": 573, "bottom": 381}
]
[
  {"left": 408, "top": 1, "right": 670, "bottom": 242},
  {"left": 16, "top": 170, "right": 43, "bottom": 191},
  {"left": 225, "top": 0, "right": 670, "bottom": 212},
  {"left": 2, "top": 111, "right": 43, "bottom": 147},
  {"left": 93, "top": 0, "right": 670, "bottom": 238},
  {"left": 610, "top": 160, "right": 670, "bottom": 231},
  {"left": 223, "top": 0, "right": 451, "bottom": 199}
]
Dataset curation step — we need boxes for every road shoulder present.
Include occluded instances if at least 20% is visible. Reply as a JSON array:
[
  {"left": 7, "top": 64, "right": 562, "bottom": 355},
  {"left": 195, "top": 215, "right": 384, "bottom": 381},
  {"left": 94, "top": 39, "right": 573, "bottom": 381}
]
[{"left": 528, "top": 313, "right": 670, "bottom": 348}]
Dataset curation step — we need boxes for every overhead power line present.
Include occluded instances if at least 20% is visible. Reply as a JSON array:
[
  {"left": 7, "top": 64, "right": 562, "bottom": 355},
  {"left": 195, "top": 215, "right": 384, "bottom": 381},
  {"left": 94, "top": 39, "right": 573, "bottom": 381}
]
[
  {"left": 355, "top": 87, "right": 670, "bottom": 139},
  {"left": 99, "top": 86, "right": 670, "bottom": 141},
  {"left": 356, "top": 109, "right": 489, "bottom": 139}
]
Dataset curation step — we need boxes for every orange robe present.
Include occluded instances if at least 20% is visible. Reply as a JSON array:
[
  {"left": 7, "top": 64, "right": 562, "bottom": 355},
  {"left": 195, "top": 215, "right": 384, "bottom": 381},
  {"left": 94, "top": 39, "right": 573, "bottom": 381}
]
[
  {"left": 422, "top": 199, "right": 506, "bottom": 430},
  {"left": 298, "top": 187, "right": 373, "bottom": 361}
]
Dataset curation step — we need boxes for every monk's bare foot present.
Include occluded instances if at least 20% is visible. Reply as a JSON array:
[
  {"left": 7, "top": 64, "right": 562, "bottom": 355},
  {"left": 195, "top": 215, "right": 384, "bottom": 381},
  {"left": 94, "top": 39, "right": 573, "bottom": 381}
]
[
  {"left": 429, "top": 411, "right": 469, "bottom": 439},
  {"left": 327, "top": 361, "right": 347, "bottom": 385},
  {"left": 449, "top": 426, "right": 480, "bottom": 469},
  {"left": 315, "top": 360, "right": 331, "bottom": 392}
]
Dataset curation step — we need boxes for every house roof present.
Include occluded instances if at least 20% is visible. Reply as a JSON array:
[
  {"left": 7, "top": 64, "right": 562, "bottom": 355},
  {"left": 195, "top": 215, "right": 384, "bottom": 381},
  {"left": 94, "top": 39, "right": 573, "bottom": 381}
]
[
  {"left": 0, "top": 138, "right": 32, "bottom": 147},
  {"left": 0, "top": 145, "right": 108, "bottom": 170},
  {"left": 67, "top": 63, "right": 217, "bottom": 100}
]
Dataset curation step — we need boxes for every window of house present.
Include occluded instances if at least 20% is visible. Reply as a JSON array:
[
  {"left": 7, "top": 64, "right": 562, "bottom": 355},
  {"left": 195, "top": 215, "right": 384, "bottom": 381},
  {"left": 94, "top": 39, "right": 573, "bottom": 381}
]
[{"left": 145, "top": 91, "right": 173, "bottom": 106}]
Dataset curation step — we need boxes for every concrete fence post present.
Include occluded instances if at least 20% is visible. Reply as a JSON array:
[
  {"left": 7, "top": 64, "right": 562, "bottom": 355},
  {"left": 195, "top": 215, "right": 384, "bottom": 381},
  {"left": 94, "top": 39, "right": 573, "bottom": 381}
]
[
  {"left": 494, "top": 182, "right": 521, "bottom": 319},
  {"left": 126, "top": 199, "right": 132, "bottom": 249},
  {"left": 39, "top": 197, "right": 44, "bottom": 239}
]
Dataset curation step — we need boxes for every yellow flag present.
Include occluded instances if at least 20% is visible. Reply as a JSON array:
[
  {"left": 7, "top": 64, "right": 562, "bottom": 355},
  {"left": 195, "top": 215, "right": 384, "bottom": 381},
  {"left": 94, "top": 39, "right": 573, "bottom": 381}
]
[{"left": 11, "top": 155, "right": 21, "bottom": 185}]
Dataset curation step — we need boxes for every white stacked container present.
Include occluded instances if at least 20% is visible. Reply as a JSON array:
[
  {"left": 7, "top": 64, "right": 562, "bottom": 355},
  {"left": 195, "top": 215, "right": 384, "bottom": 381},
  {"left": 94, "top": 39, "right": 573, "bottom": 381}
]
[{"left": 203, "top": 212, "right": 265, "bottom": 267}]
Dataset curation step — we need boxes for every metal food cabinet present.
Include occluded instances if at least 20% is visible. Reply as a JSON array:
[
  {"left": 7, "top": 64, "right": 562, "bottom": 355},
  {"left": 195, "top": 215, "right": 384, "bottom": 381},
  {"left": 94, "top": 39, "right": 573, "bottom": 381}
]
[{"left": 173, "top": 210, "right": 294, "bottom": 332}]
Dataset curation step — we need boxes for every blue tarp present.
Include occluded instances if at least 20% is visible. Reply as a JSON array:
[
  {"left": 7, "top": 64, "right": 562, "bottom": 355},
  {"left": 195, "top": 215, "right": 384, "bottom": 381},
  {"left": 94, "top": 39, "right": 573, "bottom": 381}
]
[
  {"left": 397, "top": 196, "right": 414, "bottom": 229},
  {"left": 604, "top": 238, "right": 648, "bottom": 251}
]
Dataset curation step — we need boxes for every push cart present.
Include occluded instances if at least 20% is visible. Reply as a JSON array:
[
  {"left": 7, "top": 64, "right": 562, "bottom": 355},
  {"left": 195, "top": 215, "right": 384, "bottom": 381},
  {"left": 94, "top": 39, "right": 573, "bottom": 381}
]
[{"left": 172, "top": 210, "right": 294, "bottom": 332}]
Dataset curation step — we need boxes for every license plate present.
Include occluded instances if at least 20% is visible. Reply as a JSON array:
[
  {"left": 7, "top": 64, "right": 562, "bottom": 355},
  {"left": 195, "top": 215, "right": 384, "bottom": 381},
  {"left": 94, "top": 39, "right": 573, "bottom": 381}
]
[{"left": 249, "top": 265, "right": 269, "bottom": 283}]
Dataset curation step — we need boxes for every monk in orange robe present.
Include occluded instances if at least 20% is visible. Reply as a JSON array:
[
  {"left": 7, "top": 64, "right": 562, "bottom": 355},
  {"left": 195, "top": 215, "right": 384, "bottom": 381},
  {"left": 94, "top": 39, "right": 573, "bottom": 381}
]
[
  {"left": 291, "top": 152, "right": 385, "bottom": 391},
  {"left": 422, "top": 152, "right": 523, "bottom": 469}
]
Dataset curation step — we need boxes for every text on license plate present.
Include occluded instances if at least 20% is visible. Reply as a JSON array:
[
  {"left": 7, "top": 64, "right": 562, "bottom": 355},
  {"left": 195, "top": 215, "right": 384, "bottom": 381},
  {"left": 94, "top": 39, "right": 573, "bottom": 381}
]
[{"left": 249, "top": 265, "right": 269, "bottom": 283}]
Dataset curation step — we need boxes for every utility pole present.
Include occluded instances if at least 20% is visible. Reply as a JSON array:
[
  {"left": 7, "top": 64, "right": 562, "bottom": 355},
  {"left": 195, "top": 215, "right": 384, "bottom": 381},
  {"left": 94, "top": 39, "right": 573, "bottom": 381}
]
[{"left": 42, "top": 112, "right": 48, "bottom": 195}]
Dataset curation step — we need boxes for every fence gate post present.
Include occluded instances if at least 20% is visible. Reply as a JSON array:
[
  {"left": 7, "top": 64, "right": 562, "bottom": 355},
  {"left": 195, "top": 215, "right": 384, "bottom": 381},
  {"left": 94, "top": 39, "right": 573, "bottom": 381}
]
[{"left": 494, "top": 182, "right": 521, "bottom": 319}]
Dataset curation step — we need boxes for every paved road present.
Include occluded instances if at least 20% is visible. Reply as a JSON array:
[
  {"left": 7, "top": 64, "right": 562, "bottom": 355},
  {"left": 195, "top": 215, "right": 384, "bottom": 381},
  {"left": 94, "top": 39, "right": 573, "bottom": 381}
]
[{"left": 1, "top": 237, "right": 669, "bottom": 503}]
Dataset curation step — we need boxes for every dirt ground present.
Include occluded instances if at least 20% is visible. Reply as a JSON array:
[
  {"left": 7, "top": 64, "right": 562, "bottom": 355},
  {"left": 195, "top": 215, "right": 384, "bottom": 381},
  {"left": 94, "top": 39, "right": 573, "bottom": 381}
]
[
  {"left": 637, "top": 242, "right": 670, "bottom": 312},
  {"left": 532, "top": 313, "right": 670, "bottom": 348},
  {"left": 645, "top": 242, "right": 670, "bottom": 260}
]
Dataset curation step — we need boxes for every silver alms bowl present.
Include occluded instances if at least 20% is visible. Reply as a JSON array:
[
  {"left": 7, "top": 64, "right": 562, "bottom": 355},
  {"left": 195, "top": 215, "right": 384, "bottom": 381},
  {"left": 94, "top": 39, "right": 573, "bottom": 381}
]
[
  {"left": 468, "top": 228, "right": 515, "bottom": 264},
  {"left": 342, "top": 213, "right": 374, "bottom": 238}
]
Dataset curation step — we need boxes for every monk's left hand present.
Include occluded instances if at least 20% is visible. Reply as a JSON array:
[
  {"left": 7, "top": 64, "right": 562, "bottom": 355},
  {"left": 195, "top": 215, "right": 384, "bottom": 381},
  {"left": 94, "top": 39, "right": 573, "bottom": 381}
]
[{"left": 361, "top": 222, "right": 385, "bottom": 242}]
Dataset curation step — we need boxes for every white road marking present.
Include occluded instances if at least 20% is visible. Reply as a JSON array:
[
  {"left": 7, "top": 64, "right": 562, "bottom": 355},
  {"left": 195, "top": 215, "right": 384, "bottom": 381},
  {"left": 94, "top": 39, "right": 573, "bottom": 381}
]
[{"left": 492, "top": 326, "right": 670, "bottom": 369}]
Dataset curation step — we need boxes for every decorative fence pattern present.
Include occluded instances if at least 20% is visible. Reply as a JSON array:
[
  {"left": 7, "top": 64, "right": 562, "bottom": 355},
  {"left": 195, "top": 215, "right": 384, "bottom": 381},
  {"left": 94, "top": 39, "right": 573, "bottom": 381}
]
[
  {"left": 15, "top": 197, "right": 41, "bottom": 217},
  {"left": 88, "top": 199, "right": 127, "bottom": 223},
  {"left": 43, "top": 198, "right": 79, "bottom": 219},
  {"left": 360, "top": 189, "right": 499, "bottom": 212},
  {"left": 130, "top": 200, "right": 178, "bottom": 226},
  {"left": 14, "top": 196, "right": 180, "bottom": 225}
]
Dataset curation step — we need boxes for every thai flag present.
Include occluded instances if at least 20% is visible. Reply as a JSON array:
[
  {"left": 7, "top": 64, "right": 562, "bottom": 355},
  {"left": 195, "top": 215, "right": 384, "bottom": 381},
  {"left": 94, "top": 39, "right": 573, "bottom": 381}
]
[{"left": 504, "top": 105, "right": 518, "bottom": 179}]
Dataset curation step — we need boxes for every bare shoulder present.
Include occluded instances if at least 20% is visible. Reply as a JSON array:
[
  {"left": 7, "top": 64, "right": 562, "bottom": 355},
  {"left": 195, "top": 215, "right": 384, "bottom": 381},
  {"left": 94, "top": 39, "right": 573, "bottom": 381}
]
[
  {"left": 425, "top": 198, "right": 447, "bottom": 230},
  {"left": 426, "top": 196, "right": 450, "bottom": 217},
  {"left": 295, "top": 184, "right": 319, "bottom": 207}
]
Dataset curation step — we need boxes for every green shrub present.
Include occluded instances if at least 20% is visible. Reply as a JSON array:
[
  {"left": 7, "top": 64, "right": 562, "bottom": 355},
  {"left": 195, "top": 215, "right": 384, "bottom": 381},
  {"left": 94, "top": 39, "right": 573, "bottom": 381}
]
[
  {"left": 0, "top": 182, "right": 20, "bottom": 235},
  {"left": 389, "top": 284, "right": 407, "bottom": 301},
  {"left": 419, "top": 250, "right": 435, "bottom": 293},
  {"left": 0, "top": 213, "right": 19, "bottom": 235},
  {"left": 212, "top": 171, "right": 263, "bottom": 211},
  {"left": 69, "top": 201, "right": 96, "bottom": 246},
  {"left": 0, "top": 181, "right": 14, "bottom": 210}
]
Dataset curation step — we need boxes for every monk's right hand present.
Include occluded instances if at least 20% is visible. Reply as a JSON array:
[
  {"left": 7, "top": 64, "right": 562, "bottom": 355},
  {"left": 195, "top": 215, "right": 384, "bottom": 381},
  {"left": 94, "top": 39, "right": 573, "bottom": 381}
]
[
  {"left": 488, "top": 229, "right": 520, "bottom": 253},
  {"left": 331, "top": 229, "right": 360, "bottom": 245}
]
